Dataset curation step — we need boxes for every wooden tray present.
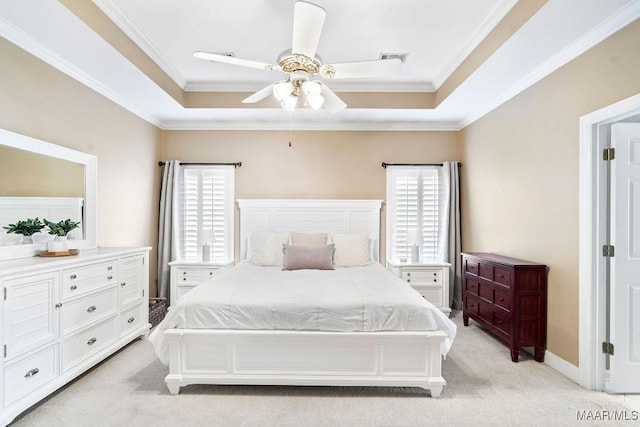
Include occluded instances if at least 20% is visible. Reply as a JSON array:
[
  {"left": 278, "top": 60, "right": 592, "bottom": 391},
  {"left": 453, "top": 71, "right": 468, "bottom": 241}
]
[{"left": 39, "top": 249, "right": 79, "bottom": 257}]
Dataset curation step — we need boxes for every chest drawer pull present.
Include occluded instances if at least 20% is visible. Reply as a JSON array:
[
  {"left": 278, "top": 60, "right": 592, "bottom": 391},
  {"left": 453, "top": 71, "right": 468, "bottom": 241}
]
[
  {"left": 209, "top": 272, "right": 213, "bottom": 275},
  {"left": 24, "top": 368, "right": 40, "bottom": 378},
  {"left": 87, "top": 337, "right": 97, "bottom": 346},
  {"left": 182, "top": 271, "right": 187, "bottom": 275},
  {"left": 183, "top": 278, "right": 187, "bottom": 281},
  {"left": 70, "top": 285, "right": 77, "bottom": 291},
  {"left": 433, "top": 279, "right": 437, "bottom": 282},
  {"left": 70, "top": 274, "right": 77, "bottom": 280},
  {"left": 107, "top": 275, "right": 113, "bottom": 280},
  {"left": 406, "top": 279, "right": 411, "bottom": 283},
  {"left": 127, "top": 317, "right": 135, "bottom": 324},
  {"left": 55, "top": 303, "right": 63, "bottom": 308},
  {"left": 121, "top": 282, "right": 126, "bottom": 287},
  {"left": 107, "top": 266, "right": 113, "bottom": 271},
  {"left": 406, "top": 272, "right": 411, "bottom": 277},
  {"left": 87, "top": 305, "right": 97, "bottom": 313}
]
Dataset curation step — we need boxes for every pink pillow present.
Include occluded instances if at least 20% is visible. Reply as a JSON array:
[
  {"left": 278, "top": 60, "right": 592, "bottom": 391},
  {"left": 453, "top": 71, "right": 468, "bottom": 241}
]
[{"left": 282, "top": 244, "right": 335, "bottom": 270}]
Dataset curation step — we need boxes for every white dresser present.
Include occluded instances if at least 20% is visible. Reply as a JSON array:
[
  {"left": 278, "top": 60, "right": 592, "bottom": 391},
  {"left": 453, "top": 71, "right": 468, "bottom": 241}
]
[
  {"left": 387, "top": 261, "right": 452, "bottom": 315},
  {"left": 0, "top": 247, "right": 151, "bottom": 426},
  {"left": 169, "top": 261, "right": 234, "bottom": 306}
]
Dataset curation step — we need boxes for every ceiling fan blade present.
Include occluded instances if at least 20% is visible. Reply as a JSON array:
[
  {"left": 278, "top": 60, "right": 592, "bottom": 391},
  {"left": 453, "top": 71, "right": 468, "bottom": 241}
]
[
  {"left": 194, "top": 51, "right": 279, "bottom": 72},
  {"left": 320, "top": 58, "right": 402, "bottom": 79},
  {"left": 291, "top": 1, "right": 326, "bottom": 59},
  {"left": 242, "top": 83, "right": 276, "bottom": 103},
  {"left": 319, "top": 84, "right": 346, "bottom": 113}
]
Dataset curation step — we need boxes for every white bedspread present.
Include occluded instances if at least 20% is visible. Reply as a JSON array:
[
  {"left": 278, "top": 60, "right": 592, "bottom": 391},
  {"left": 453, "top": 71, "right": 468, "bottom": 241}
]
[{"left": 149, "top": 262, "right": 456, "bottom": 364}]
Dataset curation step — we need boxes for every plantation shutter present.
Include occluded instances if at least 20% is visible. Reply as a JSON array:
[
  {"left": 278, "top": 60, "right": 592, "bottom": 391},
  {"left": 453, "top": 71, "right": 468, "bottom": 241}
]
[
  {"left": 179, "top": 166, "right": 234, "bottom": 262},
  {"left": 386, "top": 166, "right": 442, "bottom": 262}
]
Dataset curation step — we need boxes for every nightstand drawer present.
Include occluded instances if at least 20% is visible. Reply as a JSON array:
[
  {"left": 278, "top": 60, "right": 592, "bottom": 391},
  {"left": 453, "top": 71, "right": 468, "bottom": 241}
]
[
  {"left": 401, "top": 271, "right": 441, "bottom": 285},
  {"left": 411, "top": 285, "right": 443, "bottom": 308},
  {"left": 175, "top": 267, "right": 223, "bottom": 284}
]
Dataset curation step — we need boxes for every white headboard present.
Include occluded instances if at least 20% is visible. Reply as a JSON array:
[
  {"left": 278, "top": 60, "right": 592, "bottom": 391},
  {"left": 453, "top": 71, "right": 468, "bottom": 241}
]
[{"left": 237, "top": 199, "right": 382, "bottom": 260}]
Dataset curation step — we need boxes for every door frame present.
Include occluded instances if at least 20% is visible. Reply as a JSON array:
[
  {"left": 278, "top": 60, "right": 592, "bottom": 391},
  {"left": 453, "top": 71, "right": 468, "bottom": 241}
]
[{"left": 579, "top": 93, "right": 640, "bottom": 390}]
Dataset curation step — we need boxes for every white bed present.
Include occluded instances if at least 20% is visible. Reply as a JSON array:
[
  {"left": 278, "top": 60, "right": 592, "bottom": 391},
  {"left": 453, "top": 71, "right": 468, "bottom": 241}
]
[{"left": 149, "top": 199, "right": 456, "bottom": 397}]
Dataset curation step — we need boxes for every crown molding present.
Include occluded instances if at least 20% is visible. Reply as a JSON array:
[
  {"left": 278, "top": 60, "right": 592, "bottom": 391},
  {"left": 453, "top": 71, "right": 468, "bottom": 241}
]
[
  {"left": 432, "top": 0, "right": 518, "bottom": 90},
  {"left": 0, "top": 14, "right": 163, "bottom": 128},
  {"left": 92, "top": 0, "right": 188, "bottom": 89},
  {"left": 160, "top": 119, "right": 461, "bottom": 132},
  {"left": 459, "top": 0, "right": 640, "bottom": 129}
]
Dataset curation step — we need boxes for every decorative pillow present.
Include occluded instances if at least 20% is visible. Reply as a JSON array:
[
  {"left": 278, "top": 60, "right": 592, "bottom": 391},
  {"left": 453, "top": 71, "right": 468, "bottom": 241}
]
[
  {"left": 330, "top": 233, "right": 371, "bottom": 267},
  {"left": 290, "top": 232, "right": 328, "bottom": 247},
  {"left": 282, "top": 244, "right": 335, "bottom": 271},
  {"left": 248, "top": 232, "right": 290, "bottom": 266}
]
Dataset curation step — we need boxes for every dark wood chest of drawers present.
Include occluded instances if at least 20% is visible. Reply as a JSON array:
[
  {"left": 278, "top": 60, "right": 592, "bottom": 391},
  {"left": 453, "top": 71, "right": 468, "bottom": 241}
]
[{"left": 461, "top": 252, "right": 548, "bottom": 362}]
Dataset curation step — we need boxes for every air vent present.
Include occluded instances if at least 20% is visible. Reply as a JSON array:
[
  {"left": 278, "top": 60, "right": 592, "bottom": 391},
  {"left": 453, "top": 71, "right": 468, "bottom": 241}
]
[{"left": 379, "top": 53, "right": 408, "bottom": 63}]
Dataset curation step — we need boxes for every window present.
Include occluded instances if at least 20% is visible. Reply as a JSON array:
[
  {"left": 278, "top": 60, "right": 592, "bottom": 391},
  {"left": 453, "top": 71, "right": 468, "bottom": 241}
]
[
  {"left": 386, "top": 166, "right": 446, "bottom": 262},
  {"left": 177, "top": 165, "right": 234, "bottom": 262}
]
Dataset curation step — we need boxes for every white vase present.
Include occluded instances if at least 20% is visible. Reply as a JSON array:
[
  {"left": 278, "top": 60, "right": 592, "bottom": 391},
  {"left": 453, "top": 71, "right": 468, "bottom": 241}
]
[{"left": 47, "top": 236, "right": 68, "bottom": 252}]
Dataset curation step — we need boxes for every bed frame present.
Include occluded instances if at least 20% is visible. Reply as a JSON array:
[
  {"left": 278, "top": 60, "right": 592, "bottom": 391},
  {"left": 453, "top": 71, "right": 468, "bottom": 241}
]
[{"left": 162, "top": 199, "right": 448, "bottom": 397}]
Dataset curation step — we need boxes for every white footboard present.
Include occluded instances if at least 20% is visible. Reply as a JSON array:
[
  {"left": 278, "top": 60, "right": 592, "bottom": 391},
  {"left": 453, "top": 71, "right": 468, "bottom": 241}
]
[{"left": 163, "top": 329, "right": 447, "bottom": 397}]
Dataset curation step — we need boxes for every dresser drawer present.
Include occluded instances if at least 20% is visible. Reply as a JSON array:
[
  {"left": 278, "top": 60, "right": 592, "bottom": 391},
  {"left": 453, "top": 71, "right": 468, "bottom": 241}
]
[
  {"left": 62, "top": 317, "right": 118, "bottom": 371},
  {"left": 4, "top": 345, "right": 58, "bottom": 406},
  {"left": 61, "top": 287, "right": 118, "bottom": 336},
  {"left": 494, "top": 267, "right": 512, "bottom": 287},
  {"left": 62, "top": 260, "right": 118, "bottom": 299},
  {"left": 463, "top": 294, "right": 480, "bottom": 316},
  {"left": 465, "top": 278, "right": 479, "bottom": 296},
  {"left": 119, "top": 302, "right": 146, "bottom": 337},
  {"left": 464, "top": 259, "right": 479, "bottom": 275},
  {"left": 494, "top": 288, "right": 511, "bottom": 312},
  {"left": 493, "top": 310, "right": 511, "bottom": 336}
]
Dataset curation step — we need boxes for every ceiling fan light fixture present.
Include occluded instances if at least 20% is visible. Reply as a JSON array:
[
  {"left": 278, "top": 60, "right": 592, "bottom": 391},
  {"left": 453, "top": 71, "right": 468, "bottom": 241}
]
[
  {"left": 301, "top": 80, "right": 322, "bottom": 97},
  {"left": 306, "top": 93, "right": 324, "bottom": 109},
  {"left": 273, "top": 81, "right": 294, "bottom": 101},
  {"left": 281, "top": 94, "right": 298, "bottom": 112}
]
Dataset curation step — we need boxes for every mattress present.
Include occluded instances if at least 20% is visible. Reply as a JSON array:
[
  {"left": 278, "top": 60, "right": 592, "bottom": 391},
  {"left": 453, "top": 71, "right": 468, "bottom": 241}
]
[{"left": 149, "top": 261, "right": 456, "bottom": 363}]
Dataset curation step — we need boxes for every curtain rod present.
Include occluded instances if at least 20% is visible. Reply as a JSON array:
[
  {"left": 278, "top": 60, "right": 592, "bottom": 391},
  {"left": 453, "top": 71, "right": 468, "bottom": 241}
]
[
  {"left": 381, "top": 162, "right": 461, "bottom": 168},
  {"left": 158, "top": 161, "right": 242, "bottom": 168}
]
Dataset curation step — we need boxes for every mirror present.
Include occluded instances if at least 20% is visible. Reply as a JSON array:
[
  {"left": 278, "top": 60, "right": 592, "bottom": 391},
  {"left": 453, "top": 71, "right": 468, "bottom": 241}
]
[{"left": 0, "top": 128, "right": 97, "bottom": 260}]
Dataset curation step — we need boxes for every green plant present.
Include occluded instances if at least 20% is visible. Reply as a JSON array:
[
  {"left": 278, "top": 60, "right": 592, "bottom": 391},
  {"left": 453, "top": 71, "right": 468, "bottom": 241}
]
[
  {"left": 2, "top": 217, "right": 46, "bottom": 236},
  {"left": 44, "top": 218, "right": 81, "bottom": 237}
]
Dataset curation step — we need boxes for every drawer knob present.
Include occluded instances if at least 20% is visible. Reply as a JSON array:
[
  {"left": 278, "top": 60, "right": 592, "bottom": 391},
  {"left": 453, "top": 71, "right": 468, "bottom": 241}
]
[
  {"left": 499, "top": 298, "right": 505, "bottom": 302},
  {"left": 70, "top": 274, "right": 77, "bottom": 280},
  {"left": 182, "top": 271, "right": 187, "bottom": 275},
  {"left": 87, "top": 305, "right": 97, "bottom": 313},
  {"left": 107, "top": 275, "right": 113, "bottom": 280},
  {"left": 55, "top": 303, "right": 63, "bottom": 308},
  {"left": 127, "top": 317, "right": 135, "bottom": 324},
  {"left": 433, "top": 279, "right": 437, "bottom": 282},
  {"left": 209, "top": 272, "right": 213, "bottom": 275},
  {"left": 70, "top": 285, "right": 77, "bottom": 291},
  {"left": 87, "top": 337, "right": 97, "bottom": 346},
  {"left": 107, "top": 266, "right": 113, "bottom": 271},
  {"left": 121, "top": 282, "right": 126, "bottom": 287},
  {"left": 407, "top": 279, "right": 411, "bottom": 283},
  {"left": 183, "top": 278, "right": 186, "bottom": 281},
  {"left": 499, "top": 275, "right": 505, "bottom": 279},
  {"left": 24, "top": 368, "right": 39, "bottom": 378}
]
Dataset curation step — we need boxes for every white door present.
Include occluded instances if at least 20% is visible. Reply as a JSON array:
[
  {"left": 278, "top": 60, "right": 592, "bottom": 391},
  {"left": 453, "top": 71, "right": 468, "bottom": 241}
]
[{"left": 609, "top": 122, "right": 640, "bottom": 393}]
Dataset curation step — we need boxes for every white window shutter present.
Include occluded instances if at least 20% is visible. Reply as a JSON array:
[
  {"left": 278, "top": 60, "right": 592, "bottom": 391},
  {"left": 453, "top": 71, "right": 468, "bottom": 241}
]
[
  {"left": 386, "top": 166, "right": 442, "bottom": 263},
  {"left": 178, "top": 166, "right": 234, "bottom": 262}
]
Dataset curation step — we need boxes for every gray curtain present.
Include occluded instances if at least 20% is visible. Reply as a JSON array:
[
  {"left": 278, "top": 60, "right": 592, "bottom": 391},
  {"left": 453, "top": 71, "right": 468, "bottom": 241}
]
[
  {"left": 444, "top": 162, "right": 462, "bottom": 310},
  {"left": 157, "top": 160, "right": 180, "bottom": 305}
]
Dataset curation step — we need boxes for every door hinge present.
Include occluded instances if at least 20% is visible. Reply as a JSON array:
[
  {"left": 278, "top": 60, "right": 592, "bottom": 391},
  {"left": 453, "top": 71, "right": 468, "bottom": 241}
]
[
  {"left": 603, "top": 147, "right": 615, "bottom": 161},
  {"left": 602, "top": 341, "right": 615, "bottom": 356},
  {"left": 603, "top": 245, "right": 615, "bottom": 257}
]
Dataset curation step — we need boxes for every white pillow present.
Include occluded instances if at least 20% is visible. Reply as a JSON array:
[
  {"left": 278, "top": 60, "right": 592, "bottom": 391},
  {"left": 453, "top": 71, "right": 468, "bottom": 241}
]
[
  {"left": 330, "top": 233, "right": 371, "bottom": 267},
  {"left": 248, "top": 232, "right": 290, "bottom": 266}
]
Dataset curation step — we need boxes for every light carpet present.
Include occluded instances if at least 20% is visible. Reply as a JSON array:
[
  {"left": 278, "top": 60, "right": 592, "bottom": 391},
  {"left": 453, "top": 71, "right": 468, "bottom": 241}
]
[{"left": 10, "top": 312, "right": 639, "bottom": 427}]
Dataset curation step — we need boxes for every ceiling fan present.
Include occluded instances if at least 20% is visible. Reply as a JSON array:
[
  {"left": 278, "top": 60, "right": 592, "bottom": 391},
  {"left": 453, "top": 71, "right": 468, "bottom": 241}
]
[{"left": 193, "top": 1, "right": 402, "bottom": 113}]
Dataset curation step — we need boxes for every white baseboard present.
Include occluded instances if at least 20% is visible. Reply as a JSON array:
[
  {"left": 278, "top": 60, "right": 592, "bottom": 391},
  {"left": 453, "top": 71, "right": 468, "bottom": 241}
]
[{"left": 545, "top": 350, "right": 581, "bottom": 385}]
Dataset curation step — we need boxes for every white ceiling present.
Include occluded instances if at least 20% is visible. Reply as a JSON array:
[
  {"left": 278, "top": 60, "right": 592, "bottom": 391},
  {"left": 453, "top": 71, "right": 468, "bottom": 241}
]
[{"left": 0, "top": 0, "right": 639, "bottom": 130}]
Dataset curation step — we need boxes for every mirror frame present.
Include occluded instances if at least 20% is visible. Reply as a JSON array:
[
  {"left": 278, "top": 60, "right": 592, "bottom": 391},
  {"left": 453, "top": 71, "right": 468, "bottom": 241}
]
[{"left": 0, "top": 128, "right": 97, "bottom": 261}]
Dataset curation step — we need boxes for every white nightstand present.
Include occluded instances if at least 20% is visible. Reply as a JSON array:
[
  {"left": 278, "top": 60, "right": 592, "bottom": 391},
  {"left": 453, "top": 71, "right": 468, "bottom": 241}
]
[
  {"left": 169, "top": 260, "right": 234, "bottom": 306},
  {"left": 387, "top": 260, "right": 452, "bottom": 315}
]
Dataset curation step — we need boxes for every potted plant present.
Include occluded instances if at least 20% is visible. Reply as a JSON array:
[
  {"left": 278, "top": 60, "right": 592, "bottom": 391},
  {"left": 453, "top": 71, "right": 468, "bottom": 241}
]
[
  {"left": 2, "top": 217, "right": 46, "bottom": 244},
  {"left": 44, "top": 219, "right": 81, "bottom": 252}
]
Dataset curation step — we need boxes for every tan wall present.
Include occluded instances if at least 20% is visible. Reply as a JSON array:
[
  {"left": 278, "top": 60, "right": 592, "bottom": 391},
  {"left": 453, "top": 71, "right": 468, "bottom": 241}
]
[
  {"left": 162, "top": 130, "right": 462, "bottom": 262},
  {"left": 459, "top": 20, "right": 640, "bottom": 365},
  {"left": 0, "top": 145, "right": 84, "bottom": 197},
  {"left": 0, "top": 37, "right": 162, "bottom": 296}
]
